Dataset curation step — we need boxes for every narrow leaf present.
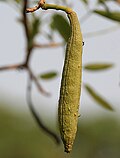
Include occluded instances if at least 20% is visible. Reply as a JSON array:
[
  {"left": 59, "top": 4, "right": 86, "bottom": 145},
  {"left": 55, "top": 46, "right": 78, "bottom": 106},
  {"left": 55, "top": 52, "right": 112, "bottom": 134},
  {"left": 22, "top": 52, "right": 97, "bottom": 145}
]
[
  {"left": 93, "top": 10, "right": 120, "bottom": 22},
  {"left": 39, "top": 71, "right": 58, "bottom": 80},
  {"left": 84, "top": 63, "right": 114, "bottom": 71},
  {"left": 84, "top": 84, "right": 114, "bottom": 111},
  {"left": 30, "top": 15, "right": 41, "bottom": 40},
  {"left": 28, "top": 15, "right": 41, "bottom": 48},
  {"left": 50, "top": 14, "right": 70, "bottom": 42}
]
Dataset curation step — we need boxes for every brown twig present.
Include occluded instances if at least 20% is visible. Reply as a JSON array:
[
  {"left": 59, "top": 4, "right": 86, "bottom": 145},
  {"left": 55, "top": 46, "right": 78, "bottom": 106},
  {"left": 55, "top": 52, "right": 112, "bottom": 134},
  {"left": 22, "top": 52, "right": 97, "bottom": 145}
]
[
  {"left": 23, "top": 0, "right": 29, "bottom": 41},
  {"left": 27, "top": 75, "right": 61, "bottom": 145},
  {"left": 0, "top": 0, "right": 61, "bottom": 96},
  {"left": 26, "top": 0, "right": 45, "bottom": 13},
  {"left": 23, "top": 0, "right": 34, "bottom": 67},
  {"left": 0, "top": 63, "right": 24, "bottom": 71},
  {"left": 27, "top": 68, "right": 50, "bottom": 96},
  {"left": 34, "top": 42, "right": 63, "bottom": 48},
  {"left": 0, "top": 0, "right": 61, "bottom": 146},
  {"left": 0, "top": 42, "right": 62, "bottom": 72}
]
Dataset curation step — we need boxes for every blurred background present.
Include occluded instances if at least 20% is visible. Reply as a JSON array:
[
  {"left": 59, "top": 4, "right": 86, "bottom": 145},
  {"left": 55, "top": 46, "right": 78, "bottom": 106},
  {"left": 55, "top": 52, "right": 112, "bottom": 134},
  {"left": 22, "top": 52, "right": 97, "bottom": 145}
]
[{"left": 0, "top": 0, "right": 120, "bottom": 157}]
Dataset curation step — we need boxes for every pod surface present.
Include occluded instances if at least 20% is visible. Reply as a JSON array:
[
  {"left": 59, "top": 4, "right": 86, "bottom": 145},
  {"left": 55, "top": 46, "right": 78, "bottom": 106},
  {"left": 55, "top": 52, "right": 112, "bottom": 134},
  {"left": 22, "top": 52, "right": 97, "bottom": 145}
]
[{"left": 58, "top": 11, "right": 83, "bottom": 153}]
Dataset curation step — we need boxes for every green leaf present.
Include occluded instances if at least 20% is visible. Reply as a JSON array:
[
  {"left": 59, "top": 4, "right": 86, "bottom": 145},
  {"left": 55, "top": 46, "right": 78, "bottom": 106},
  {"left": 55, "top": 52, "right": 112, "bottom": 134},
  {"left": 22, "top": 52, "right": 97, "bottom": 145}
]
[
  {"left": 50, "top": 14, "right": 70, "bottom": 42},
  {"left": 39, "top": 71, "right": 58, "bottom": 80},
  {"left": 28, "top": 15, "right": 41, "bottom": 48},
  {"left": 30, "top": 15, "right": 41, "bottom": 40},
  {"left": 84, "top": 63, "right": 114, "bottom": 71},
  {"left": 93, "top": 9, "right": 120, "bottom": 22},
  {"left": 97, "top": 0, "right": 109, "bottom": 11},
  {"left": 84, "top": 84, "right": 114, "bottom": 111}
]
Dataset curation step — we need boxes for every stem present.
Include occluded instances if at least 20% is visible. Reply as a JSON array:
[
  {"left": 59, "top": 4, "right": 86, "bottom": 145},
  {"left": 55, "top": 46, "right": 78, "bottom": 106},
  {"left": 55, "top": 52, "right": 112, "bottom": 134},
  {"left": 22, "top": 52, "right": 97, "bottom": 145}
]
[
  {"left": 26, "top": 3, "right": 73, "bottom": 14},
  {"left": 0, "top": 63, "right": 24, "bottom": 71},
  {"left": 27, "top": 68, "right": 50, "bottom": 96},
  {"left": 34, "top": 42, "right": 63, "bottom": 48},
  {"left": 41, "top": 3, "right": 72, "bottom": 14},
  {"left": 27, "top": 75, "right": 61, "bottom": 145},
  {"left": 23, "top": 0, "right": 29, "bottom": 41}
]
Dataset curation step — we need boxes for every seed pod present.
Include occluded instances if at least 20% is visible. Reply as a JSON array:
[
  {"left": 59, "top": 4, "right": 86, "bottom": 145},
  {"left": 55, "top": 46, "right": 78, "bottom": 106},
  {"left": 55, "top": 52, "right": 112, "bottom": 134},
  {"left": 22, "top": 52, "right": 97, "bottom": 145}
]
[{"left": 58, "top": 11, "right": 83, "bottom": 153}]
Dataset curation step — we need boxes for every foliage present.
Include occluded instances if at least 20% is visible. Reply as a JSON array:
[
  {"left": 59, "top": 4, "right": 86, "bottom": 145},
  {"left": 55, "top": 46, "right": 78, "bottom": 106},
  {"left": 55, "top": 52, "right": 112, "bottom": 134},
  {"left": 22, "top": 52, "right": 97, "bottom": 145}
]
[
  {"left": 0, "top": 0, "right": 120, "bottom": 152},
  {"left": 39, "top": 71, "right": 58, "bottom": 80},
  {"left": 84, "top": 63, "right": 114, "bottom": 71},
  {"left": 50, "top": 13, "right": 70, "bottom": 42},
  {"left": 94, "top": 10, "right": 120, "bottom": 22},
  {"left": 0, "top": 0, "right": 119, "bottom": 110},
  {"left": 84, "top": 84, "right": 114, "bottom": 111}
]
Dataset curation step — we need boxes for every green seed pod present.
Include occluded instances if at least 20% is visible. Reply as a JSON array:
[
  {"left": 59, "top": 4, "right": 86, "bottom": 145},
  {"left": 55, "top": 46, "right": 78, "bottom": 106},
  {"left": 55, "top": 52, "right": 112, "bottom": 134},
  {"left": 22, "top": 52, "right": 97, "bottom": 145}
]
[{"left": 58, "top": 11, "right": 83, "bottom": 153}]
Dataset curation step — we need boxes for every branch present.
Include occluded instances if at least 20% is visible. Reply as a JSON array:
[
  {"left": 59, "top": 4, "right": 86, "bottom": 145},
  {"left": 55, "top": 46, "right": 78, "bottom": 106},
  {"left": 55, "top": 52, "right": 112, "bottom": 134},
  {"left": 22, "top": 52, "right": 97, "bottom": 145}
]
[
  {"left": 27, "top": 68, "right": 50, "bottom": 96},
  {"left": 26, "top": 2, "right": 72, "bottom": 14},
  {"left": 22, "top": 0, "right": 34, "bottom": 67},
  {"left": 23, "top": 0, "right": 29, "bottom": 41},
  {"left": 26, "top": 0, "right": 45, "bottom": 13},
  {"left": 0, "top": 0, "right": 61, "bottom": 146},
  {"left": 27, "top": 75, "right": 61, "bottom": 145},
  {"left": 34, "top": 42, "right": 63, "bottom": 48},
  {"left": 0, "top": 63, "right": 24, "bottom": 72}
]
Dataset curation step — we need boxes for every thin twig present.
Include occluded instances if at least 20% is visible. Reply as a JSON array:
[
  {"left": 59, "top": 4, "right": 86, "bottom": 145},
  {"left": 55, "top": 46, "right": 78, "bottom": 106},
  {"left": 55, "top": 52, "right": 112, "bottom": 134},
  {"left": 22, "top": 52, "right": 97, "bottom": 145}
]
[
  {"left": 26, "top": 0, "right": 45, "bottom": 13},
  {"left": 27, "top": 68, "right": 50, "bottom": 96},
  {"left": 34, "top": 42, "right": 63, "bottom": 48},
  {"left": 0, "top": 0, "right": 61, "bottom": 146},
  {"left": 0, "top": 63, "right": 24, "bottom": 71},
  {"left": 23, "top": 0, "right": 29, "bottom": 41},
  {"left": 27, "top": 74, "right": 61, "bottom": 145},
  {"left": 23, "top": 0, "right": 34, "bottom": 66}
]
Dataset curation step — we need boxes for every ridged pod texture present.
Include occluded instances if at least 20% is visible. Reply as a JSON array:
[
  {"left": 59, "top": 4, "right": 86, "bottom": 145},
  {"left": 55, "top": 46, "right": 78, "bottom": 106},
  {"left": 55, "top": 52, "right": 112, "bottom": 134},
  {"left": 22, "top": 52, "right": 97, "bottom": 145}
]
[{"left": 58, "top": 11, "right": 83, "bottom": 153}]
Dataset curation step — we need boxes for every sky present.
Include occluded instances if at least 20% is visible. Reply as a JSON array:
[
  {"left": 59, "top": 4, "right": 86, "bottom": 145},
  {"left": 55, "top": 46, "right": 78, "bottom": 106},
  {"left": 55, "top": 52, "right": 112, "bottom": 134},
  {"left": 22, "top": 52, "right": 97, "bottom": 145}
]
[{"left": 0, "top": 1, "right": 120, "bottom": 120}]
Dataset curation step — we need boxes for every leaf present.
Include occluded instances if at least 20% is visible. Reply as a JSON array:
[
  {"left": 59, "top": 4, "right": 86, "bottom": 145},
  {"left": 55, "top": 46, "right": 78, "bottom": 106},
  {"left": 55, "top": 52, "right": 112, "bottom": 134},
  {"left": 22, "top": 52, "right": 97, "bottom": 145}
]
[
  {"left": 28, "top": 15, "right": 41, "bottom": 48},
  {"left": 93, "top": 9, "right": 120, "bottom": 22},
  {"left": 50, "top": 14, "right": 70, "bottom": 42},
  {"left": 84, "top": 84, "right": 114, "bottom": 111},
  {"left": 97, "top": 0, "right": 109, "bottom": 11},
  {"left": 30, "top": 15, "right": 41, "bottom": 40},
  {"left": 39, "top": 71, "right": 58, "bottom": 80},
  {"left": 84, "top": 63, "right": 114, "bottom": 71}
]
